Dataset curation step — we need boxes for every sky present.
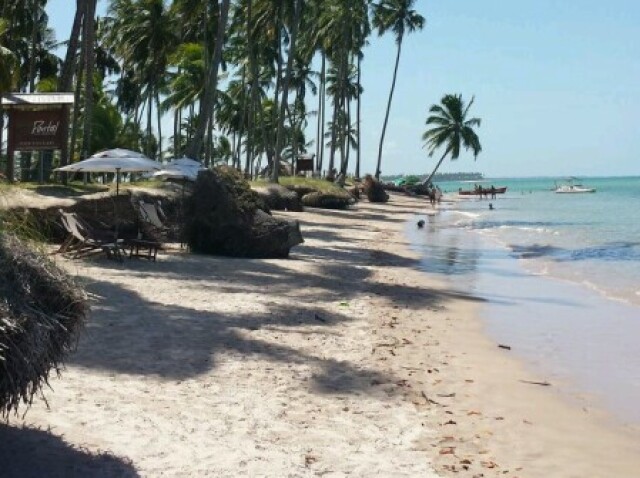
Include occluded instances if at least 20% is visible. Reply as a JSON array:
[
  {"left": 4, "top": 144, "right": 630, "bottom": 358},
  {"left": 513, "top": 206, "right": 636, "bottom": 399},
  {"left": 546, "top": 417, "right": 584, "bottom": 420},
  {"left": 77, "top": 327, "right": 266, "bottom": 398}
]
[{"left": 45, "top": 0, "right": 640, "bottom": 178}]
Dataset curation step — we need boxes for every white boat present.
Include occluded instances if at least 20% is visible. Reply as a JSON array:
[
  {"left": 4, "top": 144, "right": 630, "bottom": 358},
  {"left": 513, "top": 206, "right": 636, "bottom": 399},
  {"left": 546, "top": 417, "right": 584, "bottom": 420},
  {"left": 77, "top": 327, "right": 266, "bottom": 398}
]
[{"left": 554, "top": 179, "right": 596, "bottom": 194}]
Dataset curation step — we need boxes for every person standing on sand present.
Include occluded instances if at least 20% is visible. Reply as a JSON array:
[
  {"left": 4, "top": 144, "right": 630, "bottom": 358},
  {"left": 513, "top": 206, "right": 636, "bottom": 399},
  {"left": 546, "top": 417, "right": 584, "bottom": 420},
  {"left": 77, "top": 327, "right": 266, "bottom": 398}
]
[{"left": 435, "top": 186, "right": 442, "bottom": 204}]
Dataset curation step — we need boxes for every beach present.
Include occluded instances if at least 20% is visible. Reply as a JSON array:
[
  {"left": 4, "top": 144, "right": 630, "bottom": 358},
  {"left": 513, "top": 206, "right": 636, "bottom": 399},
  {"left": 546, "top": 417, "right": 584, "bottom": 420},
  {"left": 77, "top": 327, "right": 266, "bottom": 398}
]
[{"left": 3, "top": 193, "right": 640, "bottom": 477}]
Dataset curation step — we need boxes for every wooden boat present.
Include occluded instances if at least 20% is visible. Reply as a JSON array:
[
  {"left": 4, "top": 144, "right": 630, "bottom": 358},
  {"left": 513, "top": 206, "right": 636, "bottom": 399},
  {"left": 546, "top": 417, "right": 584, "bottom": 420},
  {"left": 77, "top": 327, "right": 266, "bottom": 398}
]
[{"left": 458, "top": 186, "right": 507, "bottom": 196}]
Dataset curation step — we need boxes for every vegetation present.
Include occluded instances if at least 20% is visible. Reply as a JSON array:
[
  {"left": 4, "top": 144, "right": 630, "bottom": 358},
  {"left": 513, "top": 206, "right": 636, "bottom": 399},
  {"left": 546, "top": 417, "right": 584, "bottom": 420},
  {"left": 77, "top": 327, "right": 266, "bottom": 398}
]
[
  {"left": 422, "top": 94, "right": 482, "bottom": 186},
  {"left": 0, "top": 234, "right": 87, "bottom": 416},
  {"left": 0, "top": 0, "right": 427, "bottom": 184}
]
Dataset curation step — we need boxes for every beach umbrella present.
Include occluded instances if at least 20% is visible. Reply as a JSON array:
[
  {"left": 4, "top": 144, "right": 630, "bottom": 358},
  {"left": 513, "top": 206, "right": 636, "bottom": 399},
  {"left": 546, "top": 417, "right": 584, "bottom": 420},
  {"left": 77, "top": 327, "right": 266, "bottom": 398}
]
[
  {"left": 55, "top": 149, "right": 161, "bottom": 194},
  {"left": 152, "top": 157, "right": 205, "bottom": 181}
]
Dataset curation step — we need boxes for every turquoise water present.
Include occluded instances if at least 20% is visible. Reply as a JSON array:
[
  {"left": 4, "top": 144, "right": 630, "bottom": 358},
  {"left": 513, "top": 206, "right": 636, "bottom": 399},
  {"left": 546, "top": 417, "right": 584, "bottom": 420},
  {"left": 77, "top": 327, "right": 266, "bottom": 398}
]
[
  {"left": 407, "top": 176, "right": 640, "bottom": 425},
  {"left": 437, "top": 176, "right": 640, "bottom": 305}
]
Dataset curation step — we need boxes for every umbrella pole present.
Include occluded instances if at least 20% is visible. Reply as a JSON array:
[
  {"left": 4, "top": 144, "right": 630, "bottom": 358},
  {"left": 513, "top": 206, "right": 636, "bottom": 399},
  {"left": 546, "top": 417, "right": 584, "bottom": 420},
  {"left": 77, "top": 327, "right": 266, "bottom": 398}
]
[{"left": 116, "top": 168, "right": 121, "bottom": 195}]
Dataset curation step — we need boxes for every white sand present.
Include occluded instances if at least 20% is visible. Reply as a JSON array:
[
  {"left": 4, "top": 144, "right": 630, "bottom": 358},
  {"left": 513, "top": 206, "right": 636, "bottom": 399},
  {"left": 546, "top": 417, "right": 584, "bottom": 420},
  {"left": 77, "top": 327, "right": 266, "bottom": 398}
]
[{"left": 3, "top": 193, "right": 639, "bottom": 477}]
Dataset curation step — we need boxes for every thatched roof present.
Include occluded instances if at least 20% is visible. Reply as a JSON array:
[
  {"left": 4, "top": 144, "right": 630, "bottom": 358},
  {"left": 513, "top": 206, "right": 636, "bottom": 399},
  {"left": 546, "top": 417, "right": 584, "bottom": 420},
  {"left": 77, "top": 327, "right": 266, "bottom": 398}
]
[{"left": 0, "top": 234, "right": 87, "bottom": 416}]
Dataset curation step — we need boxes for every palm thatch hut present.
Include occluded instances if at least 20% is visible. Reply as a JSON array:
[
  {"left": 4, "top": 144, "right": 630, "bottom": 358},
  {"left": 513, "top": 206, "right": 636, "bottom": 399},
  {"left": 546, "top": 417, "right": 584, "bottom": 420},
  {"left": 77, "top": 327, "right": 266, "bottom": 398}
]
[{"left": 0, "top": 234, "right": 87, "bottom": 416}]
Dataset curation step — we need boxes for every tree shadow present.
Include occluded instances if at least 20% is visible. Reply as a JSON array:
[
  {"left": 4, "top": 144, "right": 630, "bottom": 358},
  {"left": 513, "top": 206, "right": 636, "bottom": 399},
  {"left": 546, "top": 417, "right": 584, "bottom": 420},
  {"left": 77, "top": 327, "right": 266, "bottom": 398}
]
[
  {"left": 71, "top": 279, "right": 391, "bottom": 394},
  {"left": 0, "top": 424, "right": 138, "bottom": 478}
]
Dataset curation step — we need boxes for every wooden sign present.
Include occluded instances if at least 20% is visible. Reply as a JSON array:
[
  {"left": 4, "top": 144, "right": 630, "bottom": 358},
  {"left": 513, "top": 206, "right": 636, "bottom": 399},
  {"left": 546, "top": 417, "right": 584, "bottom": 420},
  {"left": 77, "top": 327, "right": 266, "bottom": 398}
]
[
  {"left": 8, "top": 108, "right": 68, "bottom": 151},
  {"left": 296, "top": 158, "right": 314, "bottom": 173}
]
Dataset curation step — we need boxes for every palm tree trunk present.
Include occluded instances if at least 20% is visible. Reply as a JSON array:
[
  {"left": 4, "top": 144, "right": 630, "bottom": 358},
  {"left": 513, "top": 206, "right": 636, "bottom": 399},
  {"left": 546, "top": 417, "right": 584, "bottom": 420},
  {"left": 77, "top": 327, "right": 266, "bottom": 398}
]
[
  {"left": 81, "top": 0, "right": 97, "bottom": 159},
  {"left": 156, "top": 91, "right": 162, "bottom": 161},
  {"left": 355, "top": 54, "right": 361, "bottom": 179},
  {"left": 236, "top": 66, "right": 247, "bottom": 170},
  {"left": 318, "top": 62, "right": 326, "bottom": 174},
  {"left": 245, "top": 0, "right": 258, "bottom": 177},
  {"left": 146, "top": 89, "right": 153, "bottom": 157},
  {"left": 59, "top": 0, "right": 84, "bottom": 92},
  {"left": 272, "top": 0, "right": 302, "bottom": 183},
  {"left": 375, "top": 35, "right": 403, "bottom": 179},
  {"left": 315, "top": 52, "right": 325, "bottom": 173},
  {"left": 341, "top": 90, "right": 351, "bottom": 179},
  {"left": 327, "top": 87, "right": 340, "bottom": 175},
  {"left": 70, "top": 45, "right": 85, "bottom": 163},
  {"left": 423, "top": 149, "right": 450, "bottom": 186},
  {"left": 185, "top": 0, "right": 230, "bottom": 159},
  {"left": 28, "top": 0, "right": 38, "bottom": 93},
  {"left": 173, "top": 108, "right": 179, "bottom": 157}
]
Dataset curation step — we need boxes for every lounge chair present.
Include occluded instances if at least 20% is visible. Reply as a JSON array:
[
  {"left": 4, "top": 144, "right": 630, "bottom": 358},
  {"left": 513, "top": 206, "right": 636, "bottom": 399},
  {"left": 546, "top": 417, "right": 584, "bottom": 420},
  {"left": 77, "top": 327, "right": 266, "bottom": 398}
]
[
  {"left": 135, "top": 200, "right": 177, "bottom": 242},
  {"left": 58, "top": 210, "right": 124, "bottom": 260}
]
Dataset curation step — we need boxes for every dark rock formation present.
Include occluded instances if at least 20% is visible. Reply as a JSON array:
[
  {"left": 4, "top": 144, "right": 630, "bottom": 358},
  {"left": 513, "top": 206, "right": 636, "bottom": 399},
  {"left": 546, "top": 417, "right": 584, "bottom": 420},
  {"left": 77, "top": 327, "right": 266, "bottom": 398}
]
[
  {"left": 184, "top": 167, "right": 303, "bottom": 258},
  {"left": 363, "top": 175, "right": 389, "bottom": 203},
  {"left": 253, "top": 184, "right": 303, "bottom": 212},
  {"left": 301, "top": 191, "right": 355, "bottom": 210}
]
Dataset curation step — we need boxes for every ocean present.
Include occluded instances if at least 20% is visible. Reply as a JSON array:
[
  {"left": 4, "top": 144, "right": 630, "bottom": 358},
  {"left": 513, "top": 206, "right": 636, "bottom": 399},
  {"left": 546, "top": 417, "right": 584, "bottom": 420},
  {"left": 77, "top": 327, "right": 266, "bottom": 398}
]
[{"left": 407, "top": 176, "right": 640, "bottom": 425}]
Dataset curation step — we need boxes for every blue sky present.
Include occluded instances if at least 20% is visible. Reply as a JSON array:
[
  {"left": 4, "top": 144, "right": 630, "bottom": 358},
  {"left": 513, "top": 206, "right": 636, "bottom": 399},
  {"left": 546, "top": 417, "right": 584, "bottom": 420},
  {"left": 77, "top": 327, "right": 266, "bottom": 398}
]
[{"left": 46, "top": 0, "right": 640, "bottom": 178}]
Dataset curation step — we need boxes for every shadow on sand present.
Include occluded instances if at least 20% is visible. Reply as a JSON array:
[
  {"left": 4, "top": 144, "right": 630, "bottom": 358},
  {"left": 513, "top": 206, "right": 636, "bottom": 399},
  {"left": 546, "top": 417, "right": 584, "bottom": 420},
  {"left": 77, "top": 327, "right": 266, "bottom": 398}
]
[{"left": 0, "top": 425, "right": 138, "bottom": 478}]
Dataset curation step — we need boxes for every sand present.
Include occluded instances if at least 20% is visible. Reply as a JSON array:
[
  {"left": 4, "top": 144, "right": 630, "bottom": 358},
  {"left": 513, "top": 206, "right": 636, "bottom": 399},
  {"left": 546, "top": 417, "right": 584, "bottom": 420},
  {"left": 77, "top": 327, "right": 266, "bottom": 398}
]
[{"left": 2, "top": 193, "right": 639, "bottom": 477}]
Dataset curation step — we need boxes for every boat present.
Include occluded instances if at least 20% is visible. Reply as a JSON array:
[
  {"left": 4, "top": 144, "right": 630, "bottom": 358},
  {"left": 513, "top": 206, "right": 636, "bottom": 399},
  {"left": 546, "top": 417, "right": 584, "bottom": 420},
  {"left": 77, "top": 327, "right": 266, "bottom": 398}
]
[
  {"left": 553, "top": 178, "right": 596, "bottom": 194},
  {"left": 458, "top": 186, "right": 507, "bottom": 196}
]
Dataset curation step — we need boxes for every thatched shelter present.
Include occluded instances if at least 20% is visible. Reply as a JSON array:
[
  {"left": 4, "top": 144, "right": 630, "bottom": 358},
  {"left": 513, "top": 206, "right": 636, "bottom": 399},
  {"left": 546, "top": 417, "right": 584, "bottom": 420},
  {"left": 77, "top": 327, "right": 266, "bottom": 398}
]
[
  {"left": 184, "top": 167, "right": 303, "bottom": 258},
  {"left": 0, "top": 234, "right": 87, "bottom": 416}
]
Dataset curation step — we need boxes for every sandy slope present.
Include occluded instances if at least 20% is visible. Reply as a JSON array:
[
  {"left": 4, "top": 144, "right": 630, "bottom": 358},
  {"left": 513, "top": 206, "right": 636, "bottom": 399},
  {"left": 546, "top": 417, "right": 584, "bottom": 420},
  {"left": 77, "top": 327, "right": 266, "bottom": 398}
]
[{"left": 2, "top": 193, "right": 639, "bottom": 477}]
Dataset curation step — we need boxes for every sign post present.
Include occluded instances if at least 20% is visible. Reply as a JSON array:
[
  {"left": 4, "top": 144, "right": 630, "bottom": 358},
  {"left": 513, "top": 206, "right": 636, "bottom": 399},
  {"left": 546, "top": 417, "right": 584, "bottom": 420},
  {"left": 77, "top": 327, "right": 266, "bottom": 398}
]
[{"left": 2, "top": 93, "right": 74, "bottom": 183}]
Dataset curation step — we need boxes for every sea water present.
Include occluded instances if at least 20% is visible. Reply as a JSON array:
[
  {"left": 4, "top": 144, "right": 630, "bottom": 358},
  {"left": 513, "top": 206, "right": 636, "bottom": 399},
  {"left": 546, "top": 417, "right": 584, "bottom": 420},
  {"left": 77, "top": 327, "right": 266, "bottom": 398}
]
[{"left": 408, "top": 176, "right": 640, "bottom": 425}]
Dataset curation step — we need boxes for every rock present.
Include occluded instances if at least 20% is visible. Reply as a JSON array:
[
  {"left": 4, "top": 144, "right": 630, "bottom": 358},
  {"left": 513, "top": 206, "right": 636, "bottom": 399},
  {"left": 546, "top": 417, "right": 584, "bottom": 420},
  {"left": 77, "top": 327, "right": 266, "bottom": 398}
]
[
  {"left": 301, "top": 191, "right": 355, "bottom": 210},
  {"left": 249, "top": 210, "right": 304, "bottom": 258},
  {"left": 363, "top": 175, "right": 389, "bottom": 203},
  {"left": 253, "top": 184, "right": 303, "bottom": 211},
  {"left": 184, "top": 167, "right": 303, "bottom": 258},
  {"left": 285, "top": 184, "right": 318, "bottom": 200}
]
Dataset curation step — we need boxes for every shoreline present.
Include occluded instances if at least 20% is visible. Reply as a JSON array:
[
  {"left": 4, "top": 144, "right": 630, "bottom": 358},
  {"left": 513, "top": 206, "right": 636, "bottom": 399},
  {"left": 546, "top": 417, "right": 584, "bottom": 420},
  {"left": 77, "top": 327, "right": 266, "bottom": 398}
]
[
  {"left": 3, "top": 192, "right": 639, "bottom": 476},
  {"left": 409, "top": 203, "right": 640, "bottom": 428}
]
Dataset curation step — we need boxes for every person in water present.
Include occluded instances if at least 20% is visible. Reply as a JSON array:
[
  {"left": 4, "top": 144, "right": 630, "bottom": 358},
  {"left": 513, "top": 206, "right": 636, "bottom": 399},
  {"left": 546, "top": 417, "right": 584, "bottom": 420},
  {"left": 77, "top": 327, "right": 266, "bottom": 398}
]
[{"left": 489, "top": 203, "right": 494, "bottom": 210}]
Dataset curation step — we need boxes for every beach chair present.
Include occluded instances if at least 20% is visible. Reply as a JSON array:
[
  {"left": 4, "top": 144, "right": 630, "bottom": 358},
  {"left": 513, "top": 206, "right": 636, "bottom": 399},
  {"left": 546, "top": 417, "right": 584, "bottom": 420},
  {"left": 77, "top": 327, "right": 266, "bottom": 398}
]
[
  {"left": 135, "top": 200, "right": 176, "bottom": 243},
  {"left": 58, "top": 210, "right": 124, "bottom": 261}
]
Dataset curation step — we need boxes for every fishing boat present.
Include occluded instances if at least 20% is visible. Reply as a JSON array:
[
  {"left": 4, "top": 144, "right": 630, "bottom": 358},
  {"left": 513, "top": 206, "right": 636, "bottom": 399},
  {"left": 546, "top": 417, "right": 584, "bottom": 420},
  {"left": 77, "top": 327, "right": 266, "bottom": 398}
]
[
  {"left": 458, "top": 186, "right": 507, "bottom": 196},
  {"left": 554, "top": 178, "right": 596, "bottom": 194}
]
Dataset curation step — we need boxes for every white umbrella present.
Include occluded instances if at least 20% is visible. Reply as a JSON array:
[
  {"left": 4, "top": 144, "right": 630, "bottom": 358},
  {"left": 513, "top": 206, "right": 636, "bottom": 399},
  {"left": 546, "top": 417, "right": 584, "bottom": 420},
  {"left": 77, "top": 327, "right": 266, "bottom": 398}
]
[
  {"left": 167, "top": 156, "right": 202, "bottom": 168},
  {"left": 55, "top": 149, "right": 161, "bottom": 194},
  {"left": 153, "top": 157, "right": 205, "bottom": 182}
]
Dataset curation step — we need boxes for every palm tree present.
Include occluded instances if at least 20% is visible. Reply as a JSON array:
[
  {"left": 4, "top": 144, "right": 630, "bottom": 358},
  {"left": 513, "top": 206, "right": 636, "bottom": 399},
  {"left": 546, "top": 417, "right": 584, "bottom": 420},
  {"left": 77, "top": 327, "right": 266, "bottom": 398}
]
[
  {"left": 0, "top": 18, "right": 18, "bottom": 169},
  {"left": 81, "top": 0, "right": 97, "bottom": 159},
  {"left": 421, "top": 94, "right": 482, "bottom": 186},
  {"left": 272, "top": 0, "right": 303, "bottom": 183},
  {"left": 186, "top": 0, "right": 230, "bottom": 160},
  {"left": 372, "top": 0, "right": 424, "bottom": 179}
]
